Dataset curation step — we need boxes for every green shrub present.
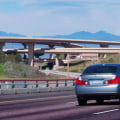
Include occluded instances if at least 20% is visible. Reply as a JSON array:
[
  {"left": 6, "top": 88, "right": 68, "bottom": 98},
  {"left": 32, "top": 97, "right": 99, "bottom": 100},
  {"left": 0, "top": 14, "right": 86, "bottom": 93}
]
[
  {"left": 5, "top": 62, "right": 38, "bottom": 78},
  {"left": 5, "top": 53, "right": 23, "bottom": 63},
  {"left": 14, "top": 53, "right": 23, "bottom": 63},
  {"left": 0, "top": 64, "right": 6, "bottom": 77},
  {"left": 0, "top": 52, "right": 5, "bottom": 63}
]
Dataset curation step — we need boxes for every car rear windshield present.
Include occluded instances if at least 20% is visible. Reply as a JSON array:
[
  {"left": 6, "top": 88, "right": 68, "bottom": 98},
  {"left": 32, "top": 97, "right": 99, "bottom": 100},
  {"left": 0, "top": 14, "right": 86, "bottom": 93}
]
[{"left": 83, "top": 66, "right": 118, "bottom": 74}]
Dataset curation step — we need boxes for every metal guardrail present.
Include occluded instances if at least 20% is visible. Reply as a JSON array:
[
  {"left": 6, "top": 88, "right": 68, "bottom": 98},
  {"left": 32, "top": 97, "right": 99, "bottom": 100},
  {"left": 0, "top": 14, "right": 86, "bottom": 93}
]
[{"left": 0, "top": 78, "right": 76, "bottom": 89}]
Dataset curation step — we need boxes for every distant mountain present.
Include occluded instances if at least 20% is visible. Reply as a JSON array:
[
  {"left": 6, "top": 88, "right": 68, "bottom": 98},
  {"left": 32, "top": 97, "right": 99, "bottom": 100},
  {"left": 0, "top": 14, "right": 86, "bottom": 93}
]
[
  {"left": 1, "top": 30, "right": 120, "bottom": 41},
  {"left": 0, "top": 31, "right": 26, "bottom": 37},
  {"left": 39, "top": 31, "right": 120, "bottom": 42}
]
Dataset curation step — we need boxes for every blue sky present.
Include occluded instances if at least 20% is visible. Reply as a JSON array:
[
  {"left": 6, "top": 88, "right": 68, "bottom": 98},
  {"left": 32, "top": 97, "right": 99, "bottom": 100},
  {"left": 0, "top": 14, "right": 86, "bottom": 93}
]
[{"left": 0, "top": 0, "right": 120, "bottom": 36}]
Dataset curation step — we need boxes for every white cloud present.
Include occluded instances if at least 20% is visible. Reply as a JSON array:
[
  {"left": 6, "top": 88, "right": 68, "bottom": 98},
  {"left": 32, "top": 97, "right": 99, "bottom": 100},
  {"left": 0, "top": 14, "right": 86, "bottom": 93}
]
[{"left": 0, "top": 0, "right": 120, "bottom": 36}]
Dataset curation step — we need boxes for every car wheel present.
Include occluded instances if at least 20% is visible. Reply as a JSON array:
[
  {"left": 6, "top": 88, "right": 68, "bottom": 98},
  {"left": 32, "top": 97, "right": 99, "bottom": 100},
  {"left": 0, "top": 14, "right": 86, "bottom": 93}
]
[
  {"left": 77, "top": 96, "right": 87, "bottom": 105},
  {"left": 96, "top": 99, "right": 104, "bottom": 104}
]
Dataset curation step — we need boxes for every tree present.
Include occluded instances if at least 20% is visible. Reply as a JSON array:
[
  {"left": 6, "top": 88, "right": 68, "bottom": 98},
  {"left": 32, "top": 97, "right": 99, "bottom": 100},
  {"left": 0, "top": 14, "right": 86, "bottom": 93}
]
[
  {"left": 15, "top": 53, "right": 23, "bottom": 63},
  {"left": 0, "top": 52, "right": 5, "bottom": 63}
]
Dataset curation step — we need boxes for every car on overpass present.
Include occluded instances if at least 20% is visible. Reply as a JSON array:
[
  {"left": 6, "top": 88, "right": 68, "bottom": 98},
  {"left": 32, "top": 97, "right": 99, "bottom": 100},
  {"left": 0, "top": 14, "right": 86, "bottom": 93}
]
[{"left": 75, "top": 63, "right": 120, "bottom": 105}]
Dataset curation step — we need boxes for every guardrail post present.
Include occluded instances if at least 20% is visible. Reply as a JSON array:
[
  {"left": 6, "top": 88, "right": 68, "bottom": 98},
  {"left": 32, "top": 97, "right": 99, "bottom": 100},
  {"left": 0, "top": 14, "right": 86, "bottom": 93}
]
[
  {"left": 73, "top": 80, "right": 75, "bottom": 86},
  {"left": 46, "top": 81, "right": 49, "bottom": 87},
  {"left": 0, "top": 82, "right": 1, "bottom": 89},
  {"left": 56, "top": 80, "right": 58, "bottom": 87},
  {"left": 0, "top": 78, "right": 75, "bottom": 90},
  {"left": 36, "top": 81, "right": 38, "bottom": 88},
  {"left": 65, "top": 80, "right": 67, "bottom": 86},
  {"left": 12, "top": 81, "right": 15, "bottom": 88},
  {"left": 24, "top": 81, "right": 27, "bottom": 88}
]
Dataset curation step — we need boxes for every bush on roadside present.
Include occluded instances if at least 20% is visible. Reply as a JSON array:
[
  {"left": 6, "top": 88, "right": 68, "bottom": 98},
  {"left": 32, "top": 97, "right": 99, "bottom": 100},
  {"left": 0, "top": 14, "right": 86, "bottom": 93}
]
[
  {"left": 0, "top": 64, "right": 6, "bottom": 77},
  {"left": 5, "top": 53, "right": 23, "bottom": 63},
  {"left": 0, "top": 52, "right": 5, "bottom": 63},
  {"left": 5, "top": 62, "right": 38, "bottom": 78}
]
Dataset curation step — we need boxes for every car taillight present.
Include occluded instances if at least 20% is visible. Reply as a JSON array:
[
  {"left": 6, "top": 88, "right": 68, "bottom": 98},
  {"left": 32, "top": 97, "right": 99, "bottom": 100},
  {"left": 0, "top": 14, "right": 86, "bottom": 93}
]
[
  {"left": 76, "top": 77, "right": 89, "bottom": 85},
  {"left": 104, "top": 76, "right": 120, "bottom": 84}
]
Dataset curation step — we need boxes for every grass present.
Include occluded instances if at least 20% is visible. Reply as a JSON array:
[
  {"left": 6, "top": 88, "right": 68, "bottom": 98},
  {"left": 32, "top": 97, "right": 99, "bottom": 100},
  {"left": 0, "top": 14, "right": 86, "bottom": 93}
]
[
  {"left": 0, "top": 64, "right": 6, "bottom": 78},
  {"left": 59, "top": 54, "right": 120, "bottom": 73}
]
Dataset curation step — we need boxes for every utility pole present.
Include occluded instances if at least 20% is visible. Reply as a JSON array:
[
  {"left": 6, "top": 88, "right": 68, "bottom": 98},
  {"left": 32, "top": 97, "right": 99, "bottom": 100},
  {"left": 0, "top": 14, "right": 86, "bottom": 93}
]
[{"left": 67, "top": 53, "right": 70, "bottom": 78}]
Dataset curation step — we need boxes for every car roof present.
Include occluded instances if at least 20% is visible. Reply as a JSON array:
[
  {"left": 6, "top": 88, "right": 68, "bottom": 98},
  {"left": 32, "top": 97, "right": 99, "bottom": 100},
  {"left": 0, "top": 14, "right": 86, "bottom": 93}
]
[{"left": 88, "top": 63, "right": 120, "bottom": 68}]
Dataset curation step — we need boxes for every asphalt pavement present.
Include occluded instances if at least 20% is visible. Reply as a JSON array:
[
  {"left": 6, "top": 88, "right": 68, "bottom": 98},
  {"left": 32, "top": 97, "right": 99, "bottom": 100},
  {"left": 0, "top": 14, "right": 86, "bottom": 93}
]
[
  {"left": 42, "top": 70, "right": 80, "bottom": 78},
  {"left": 0, "top": 91, "right": 120, "bottom": 120}
]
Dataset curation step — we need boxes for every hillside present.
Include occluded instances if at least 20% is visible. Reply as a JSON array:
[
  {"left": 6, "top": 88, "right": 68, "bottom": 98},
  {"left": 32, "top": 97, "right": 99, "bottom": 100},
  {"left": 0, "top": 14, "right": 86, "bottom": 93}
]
[{"left": 60, "top": 54, "right": 120, "bottom": 73}]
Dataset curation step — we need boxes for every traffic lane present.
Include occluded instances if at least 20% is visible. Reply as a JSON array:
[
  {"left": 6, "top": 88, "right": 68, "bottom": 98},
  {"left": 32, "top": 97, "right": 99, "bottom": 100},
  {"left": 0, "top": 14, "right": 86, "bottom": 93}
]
[
  {"left": 0, "top": 93, "right": 77, "bottom": 120},
  {"left": 0, "top": 94, "right": 76, "bottom": 112},
  {"left": 0, "top": 91, "right": 76, "bottom": 102},
  {"left": 0, "top": 100, "right": 120, "bottom": 120},
  {"left": 0, "top": 93, "right": 120, "bottom": 120}
]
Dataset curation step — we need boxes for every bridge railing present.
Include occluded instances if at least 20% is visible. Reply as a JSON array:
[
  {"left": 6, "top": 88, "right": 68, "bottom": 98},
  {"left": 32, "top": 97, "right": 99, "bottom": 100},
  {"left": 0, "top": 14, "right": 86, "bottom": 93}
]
[{"left": 0, "top": 78, "right": 76, "bottom": 89}]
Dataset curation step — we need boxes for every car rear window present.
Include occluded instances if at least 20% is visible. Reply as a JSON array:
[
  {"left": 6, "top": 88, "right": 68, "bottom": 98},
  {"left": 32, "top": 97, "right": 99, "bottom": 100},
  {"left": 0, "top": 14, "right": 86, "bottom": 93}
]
[{"left": 83, "top": 66, "right": 118, "bottom": 74}]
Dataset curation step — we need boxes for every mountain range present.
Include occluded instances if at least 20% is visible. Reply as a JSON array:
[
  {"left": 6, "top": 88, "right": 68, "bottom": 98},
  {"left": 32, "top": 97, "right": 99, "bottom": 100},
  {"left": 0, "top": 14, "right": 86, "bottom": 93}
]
[
  {"left": 0, "top": 30, "right": 120, "bottom": 41},
  {"left": 0, "top": 31, "right": 26, "bottom": 37},
  {"left": 39, "top": 31, "right": 120, "bottom": 42}
]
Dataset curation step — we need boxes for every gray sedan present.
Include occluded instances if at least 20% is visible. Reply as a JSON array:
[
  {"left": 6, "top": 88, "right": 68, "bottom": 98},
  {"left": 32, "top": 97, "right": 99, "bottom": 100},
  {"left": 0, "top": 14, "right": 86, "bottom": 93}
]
[{"left": 75, "top": 63, "right": 120, "bottom": 105}]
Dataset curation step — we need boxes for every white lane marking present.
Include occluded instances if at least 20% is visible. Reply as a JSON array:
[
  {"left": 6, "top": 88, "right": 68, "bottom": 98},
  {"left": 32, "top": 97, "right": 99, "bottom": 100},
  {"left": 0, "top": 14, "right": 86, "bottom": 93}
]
[
  {"left": 67, "top": 101, "right": 77, "bottom": 104},
  {"left": 93, "top": 109, "right": 119, "bottom": 115}
]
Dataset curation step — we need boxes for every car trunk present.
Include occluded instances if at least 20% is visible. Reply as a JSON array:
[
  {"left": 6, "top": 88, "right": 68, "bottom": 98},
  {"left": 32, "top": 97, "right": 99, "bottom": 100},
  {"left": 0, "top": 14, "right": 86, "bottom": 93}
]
[{"left": 81, "top": 74, "right": 116, "bottom": 86}]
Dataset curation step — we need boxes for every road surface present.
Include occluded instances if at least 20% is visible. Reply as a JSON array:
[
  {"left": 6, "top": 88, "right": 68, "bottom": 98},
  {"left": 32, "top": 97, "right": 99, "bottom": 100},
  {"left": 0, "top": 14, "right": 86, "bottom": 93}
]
[
  {"left": 42, "top": 70, "right": 80, "bottom": 78},
  {"left": 0, "top": 91, "right": 120, "bottom": 120}
]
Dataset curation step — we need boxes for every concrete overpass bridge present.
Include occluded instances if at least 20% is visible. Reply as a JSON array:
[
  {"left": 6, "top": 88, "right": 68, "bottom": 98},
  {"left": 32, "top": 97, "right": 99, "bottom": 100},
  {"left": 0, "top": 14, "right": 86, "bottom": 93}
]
[
  {"left": 1, "top": 37, "right": 120, "bottom": 67},
  {"left": 3, "top": 48, "right": 120, "bottom": 54},
  {"left": 3, "top": 47, "right": 120, "bottom": 68}
]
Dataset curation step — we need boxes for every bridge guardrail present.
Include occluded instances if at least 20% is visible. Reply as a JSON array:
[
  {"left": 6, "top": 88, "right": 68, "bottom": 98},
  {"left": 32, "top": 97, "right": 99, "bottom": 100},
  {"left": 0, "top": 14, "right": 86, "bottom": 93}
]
[{"left": 0, "top": 78, "right": 76, "bottom": 89}]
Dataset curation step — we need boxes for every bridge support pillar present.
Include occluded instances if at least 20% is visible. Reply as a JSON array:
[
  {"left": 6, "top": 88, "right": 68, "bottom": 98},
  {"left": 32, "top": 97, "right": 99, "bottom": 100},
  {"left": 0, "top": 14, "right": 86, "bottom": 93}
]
[
  {"left": 100, "top": 44, "right": 108, "bottom": 58},
  {"left": 22, "top": 43, "right": 27, "bottom": 60},
  {"left": 49, "top": 45, "right": 54, "bottom": 59},
  {"left": 67, "top": 53, "right": 70, "bottom": 78},
  {"left": 0, "top": 42, "right": 5, "bottom": 52},
  {"left": 55, "top": 54, "right": 60, "bottom": 68},
  {"left": 28, "top": 43, "right": 34, "bottom": 66}
]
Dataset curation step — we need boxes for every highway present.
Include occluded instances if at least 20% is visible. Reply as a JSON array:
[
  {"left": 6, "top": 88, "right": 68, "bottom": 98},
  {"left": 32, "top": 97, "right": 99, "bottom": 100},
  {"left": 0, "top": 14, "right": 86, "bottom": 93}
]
[{"left": 0, "top": 91, "right": 120, "bottom": 120}]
